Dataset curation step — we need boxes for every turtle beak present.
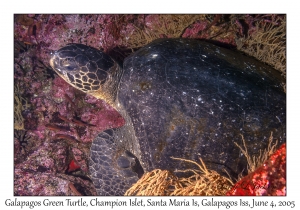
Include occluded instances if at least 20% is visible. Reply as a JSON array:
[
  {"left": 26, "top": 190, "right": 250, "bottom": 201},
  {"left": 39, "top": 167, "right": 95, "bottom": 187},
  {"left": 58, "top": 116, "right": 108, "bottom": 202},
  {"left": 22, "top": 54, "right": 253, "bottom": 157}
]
[{"left": 49, "top": 52, "right": 63, "bottom": 75}]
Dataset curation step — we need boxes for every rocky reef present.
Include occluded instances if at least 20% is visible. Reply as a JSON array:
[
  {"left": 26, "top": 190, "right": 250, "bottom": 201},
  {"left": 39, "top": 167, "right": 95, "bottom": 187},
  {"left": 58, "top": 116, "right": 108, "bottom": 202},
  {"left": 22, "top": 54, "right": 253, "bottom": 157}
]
[{"left": 14, "top": 14, "right": 286, "bottom": 195}]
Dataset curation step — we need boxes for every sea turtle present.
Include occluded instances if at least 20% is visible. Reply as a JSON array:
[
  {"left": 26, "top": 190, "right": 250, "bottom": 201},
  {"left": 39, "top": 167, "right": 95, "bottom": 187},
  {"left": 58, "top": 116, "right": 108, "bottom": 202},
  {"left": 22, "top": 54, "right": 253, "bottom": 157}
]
[{"left": 50, "top": 38, "right": 286, "bottom": 195}]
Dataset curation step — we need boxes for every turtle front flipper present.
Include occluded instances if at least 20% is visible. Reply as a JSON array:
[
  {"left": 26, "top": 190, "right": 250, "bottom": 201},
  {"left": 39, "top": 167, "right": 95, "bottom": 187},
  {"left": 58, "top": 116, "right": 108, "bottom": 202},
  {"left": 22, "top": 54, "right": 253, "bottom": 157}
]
[{"left": 89, "top": 129, "right": 144, "bottom": 195}]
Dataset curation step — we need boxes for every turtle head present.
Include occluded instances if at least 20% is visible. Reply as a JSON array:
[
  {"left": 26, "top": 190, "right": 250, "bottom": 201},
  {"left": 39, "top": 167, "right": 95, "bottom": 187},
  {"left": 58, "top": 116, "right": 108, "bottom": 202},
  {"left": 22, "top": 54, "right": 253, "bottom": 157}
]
[{"left": 50, "top": 43, "right": 122, "bottom": 106}]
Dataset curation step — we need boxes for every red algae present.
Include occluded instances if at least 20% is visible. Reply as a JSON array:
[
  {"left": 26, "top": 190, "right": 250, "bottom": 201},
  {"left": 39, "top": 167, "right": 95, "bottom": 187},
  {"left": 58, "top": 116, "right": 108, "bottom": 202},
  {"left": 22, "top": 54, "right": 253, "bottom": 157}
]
[
  {"left": 226, "top": 144, "right": 286, "bottom": 196},
  {"left": 52, "top": 77, "right": 75, "bottom": 100},
  {"left": 14, "top": 140, "right": 97, "bottom": 195},
  {"left": 182, "top": 21, "right": 208, "bottom": 38},
  {"left": 71, "top": 147, "right": 89, "bottom": 173},
  {"left": 68, "top": 160, "right": 81, "bottom": 172}
]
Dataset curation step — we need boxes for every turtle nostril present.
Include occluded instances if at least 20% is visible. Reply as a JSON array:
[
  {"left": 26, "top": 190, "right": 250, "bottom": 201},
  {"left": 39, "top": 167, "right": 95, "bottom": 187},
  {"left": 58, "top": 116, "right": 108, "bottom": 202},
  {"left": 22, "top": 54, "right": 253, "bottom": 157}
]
[{"left": 49, "top": 49, "right": 56, "bottom": 56}]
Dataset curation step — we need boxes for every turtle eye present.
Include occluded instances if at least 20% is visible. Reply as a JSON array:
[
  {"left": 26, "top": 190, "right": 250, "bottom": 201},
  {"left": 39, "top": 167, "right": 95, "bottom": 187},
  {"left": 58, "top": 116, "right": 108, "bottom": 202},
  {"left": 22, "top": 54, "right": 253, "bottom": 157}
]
[
  {"left": 61, "top": 58, "right": 77, "bottom": 71},
  {"left": 66, "top": 65, "right": 75, "bottom": 71}
]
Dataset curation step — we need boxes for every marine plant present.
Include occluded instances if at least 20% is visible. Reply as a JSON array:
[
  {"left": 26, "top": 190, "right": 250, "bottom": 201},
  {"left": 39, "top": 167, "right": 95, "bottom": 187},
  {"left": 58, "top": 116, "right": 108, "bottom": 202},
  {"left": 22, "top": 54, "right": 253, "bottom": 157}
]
[
  {"left": 14, "top": 84, "right": 26, "bottom": 130},
  {"left": 235, "top": 15, "right": 286, "bottom": 76}
]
